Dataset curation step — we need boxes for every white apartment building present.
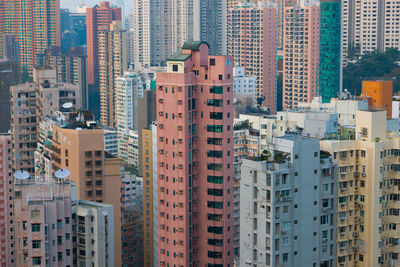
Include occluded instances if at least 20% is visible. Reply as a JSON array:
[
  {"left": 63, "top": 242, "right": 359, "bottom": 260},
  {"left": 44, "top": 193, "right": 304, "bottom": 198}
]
[
  {"left": 240, "top": 135, "right": 337, "bottom": 266},
  {"left": 343, "top": 0, "right": 400, "bottom": 61},
  {"left": 74, "top": 200, "right": 114, "bottom": 267},
  {"left": 116, "top": 71, "right": 142, "bottom": 132},
  {"left": 233, "top": 67, "right": 256, "bottom": 99}
]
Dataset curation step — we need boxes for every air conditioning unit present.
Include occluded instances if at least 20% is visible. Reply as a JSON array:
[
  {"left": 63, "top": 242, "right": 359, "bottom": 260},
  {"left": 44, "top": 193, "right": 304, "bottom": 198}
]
[
  {"left": 359, "top": 218, "right": 364, "bottom": 223},
  {"left": 353, "top": 246, "right": 358, "bottom": 252},
  {"left": 359, "top": 203, "right": 364, "bottom": 209},
  {"left": 361, "top": 173, "right": 366, "bottom": 177},
  {"left": 322, "top": 238, "right": 328, "bottom": 243},
  {"left": 353, "top": 231, "right": 359, "bottom": 237}
]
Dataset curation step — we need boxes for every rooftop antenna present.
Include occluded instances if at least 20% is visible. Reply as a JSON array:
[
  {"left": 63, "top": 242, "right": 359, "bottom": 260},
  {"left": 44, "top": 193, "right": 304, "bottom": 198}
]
[
  {"left": 14, "top": 170, "right": 30, "bottom": 184},
  {"left": 55, "top": 169, "right": 71, "bottom": 198}
]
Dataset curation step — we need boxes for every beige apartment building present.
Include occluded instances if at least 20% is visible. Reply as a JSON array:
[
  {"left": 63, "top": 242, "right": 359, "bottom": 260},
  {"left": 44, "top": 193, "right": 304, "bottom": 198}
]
[
  {"left": 98, "top": 21, "right": 128, "bottom": 128},
  {"left": 321, "top": 110, "right": 400, "bottom": 266},
  {"left": 35, "top": 110, "right": 122, "bottom": 266}
]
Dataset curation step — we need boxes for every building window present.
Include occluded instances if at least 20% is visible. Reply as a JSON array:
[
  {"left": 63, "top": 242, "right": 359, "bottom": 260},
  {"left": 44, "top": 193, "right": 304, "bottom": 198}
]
[
  {"left": 32, "top": 257, "right": 41, "bottom": 265},
  {"left": 172, "top": 65, "right": 178, "bottom": 72},
  {"left": 207, "top": 125, "right": 223, "bottom": 133},
  {"left": 210, "top": 58, "right": 216, "bottom": 66},
  {"left": 209, "top": 86, "right": 223, "bottom": 94},
  {"left": 31, "top": 224, "right": 40, "bottom": 232},
  {"left": 207, "top": 176, "right": 223, "bottom": 184},
  {"left": 32, "top": 240, "right": 41, "bottom": 249}
]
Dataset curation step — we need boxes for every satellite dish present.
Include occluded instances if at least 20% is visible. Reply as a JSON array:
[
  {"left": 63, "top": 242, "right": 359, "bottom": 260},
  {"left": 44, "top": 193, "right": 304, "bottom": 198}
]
[
  {"left": 76, "top": 127, "right": 82, "bottom": 130},
  {"left": 55, "top": 169, "right": 71, "bottom": 179},
  {"left": 14, "top": 170, "right": 30, "bottom": 180},
  {"left": 62, "top": 102, "right": 73, "bottom": 109}
]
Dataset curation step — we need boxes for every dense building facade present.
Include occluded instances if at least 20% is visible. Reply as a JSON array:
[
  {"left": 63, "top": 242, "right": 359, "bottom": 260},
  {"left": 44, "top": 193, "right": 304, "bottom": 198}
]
[
  {"left": 321, "top": 110, "right": 400, "bottom": 266},
  {"left": 35, "top": 110, "right": 122, "bottom": 266},
  {"left": 98, "top": 21, "right": 128, "bottom": 128},
  {"left": 142, "top": 125, "right": 157, "bottom": 267},
  {"left": 227, "top": 2, "right": 277, "bottom": 113},
  {"left": 14, "top": 179, "right": 74, "bottom": 267},
  {"left": 74, "top": 200, "right": 115, "bottom": 267},
  {"left": 0, "top": 134, "right": 14, "bottom": 267},
  {"left": 319, "top": 0, "right": 342, "bottom": 103},
  {"left": 343, "top": 0, "right": 400, "bottom": 61},
  {"left": 240, "top": 136, "right": 337, "bottom": 266},
  {"left": 283, "top": 5, "right": 320, "bottom": 110},
  {"left": 86, "top": 1, "right": 121, "bottom": 86},
  {"left": 0, "top": 0, "right": 60, "bottom": 72},
  {"left": 156, "top": 42, "right": 234, "bottom": 266}
]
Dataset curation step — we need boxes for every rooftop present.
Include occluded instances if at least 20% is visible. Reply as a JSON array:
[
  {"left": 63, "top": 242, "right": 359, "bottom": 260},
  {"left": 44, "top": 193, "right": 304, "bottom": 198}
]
[{"left": 167, "top": 49, "right": 191, "bottom": 62}]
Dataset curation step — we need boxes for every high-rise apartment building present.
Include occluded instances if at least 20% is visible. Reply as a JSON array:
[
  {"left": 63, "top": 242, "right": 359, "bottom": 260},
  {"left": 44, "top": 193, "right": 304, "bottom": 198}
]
[
  {"left": 321, "top": 110, "right": 400, "bottom": 266},
  {"left": 116, "top": 71, "right": 142, "bottom": 133},
  {"left": 10, "top": 83, "right": 41, "bottom": 173},
  {"left": 240, "top": 136, "right": 337, "bottom": 266},
  {"left": 35, "top": 110, "right": 122, "bottom": 266},
  {"left": 98, "top": 21, "right": 128, "bottom": 128},
  {"left": 319, "top": 0, "right": 342, "bottom": 103},
  {"left": 362, "top": 80, "right": 393, "bottom": 119},
  {"left": 227, "top": 2, "right": 277, "bottom": 113},
  {"left": 86, "top": 2, "right": 121, "bottom": 86},
  {"left": 37, "top": 46, "right": 88, "bottom": 109},
  {"left": 13, "top": 178, "right": 74, "bottom": 267},
  {"left": 0, "top": 59, "right": 20, "bottom": 133},
  {"left": 232, "top": 121, "right": 260, "bottom": 259},
  {"left": 198, "top": 0, "right": 227, "bottom": 55},
  {"left": 74, "top": 200, "right": 115, "bottom": 267},
  {"left": 343, "top": 0, "right": 400, "bottom": 61},
  {"left": 283, "top": 5, "right": 320, "bottom": 110},
  {"left": 156, "top": 41, "right": 234, "bottom": 266},
  {"left": 0, "top": 134, "right": 14, "bottom": 267},
  {"left": 0, "top": 0, "right": 60, "bottom": 72},
  {"left": 142, "top": 125, "right": 157, "bottom": 266}
]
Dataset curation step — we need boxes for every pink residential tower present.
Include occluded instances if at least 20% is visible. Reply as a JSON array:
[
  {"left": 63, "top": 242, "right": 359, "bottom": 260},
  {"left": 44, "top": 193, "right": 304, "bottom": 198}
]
[{"left": 156, "top": 42, "right": 234, "bottom": 267}]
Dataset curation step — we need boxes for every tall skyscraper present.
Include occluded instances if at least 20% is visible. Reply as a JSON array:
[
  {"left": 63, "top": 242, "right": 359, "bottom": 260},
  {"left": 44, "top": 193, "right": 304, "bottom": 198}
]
[
  {"left": 0, "top": 0, "right": 60, "bottom": 72},
  {"left": 98, "top": 21, "right": 128, "bottom": 127},
  {"left": 86, "top": 2, "right": 121, "bottom": 86},
  {"left": 0, "top": 134, "right": 14, "bottom": 267},
  {"left": 319, "top": 0, "right": 342, "bottom": 103},
  {"left": 198, "top": 0, "right": 227, "bottom": 55},
  {"left": 156, "top": 41, "right": 234, "bottom": 266},
  {"left": 343, "top": 0, "right": 400, "bottom": 61},
  {"left": 227, "top": 2, "right": 277, "bottom": 113},
  {"left": 116, "top": 71, "right": 142, "bottom": 133},
  {"left": 283, "top": 5, "right": 320, "bottom": 110},
  {"left": 134, "top": 0, "right": 174, "bottom": 68},
  {"left": 142, "top": 125, "right": 156, "bottom": 267}
]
